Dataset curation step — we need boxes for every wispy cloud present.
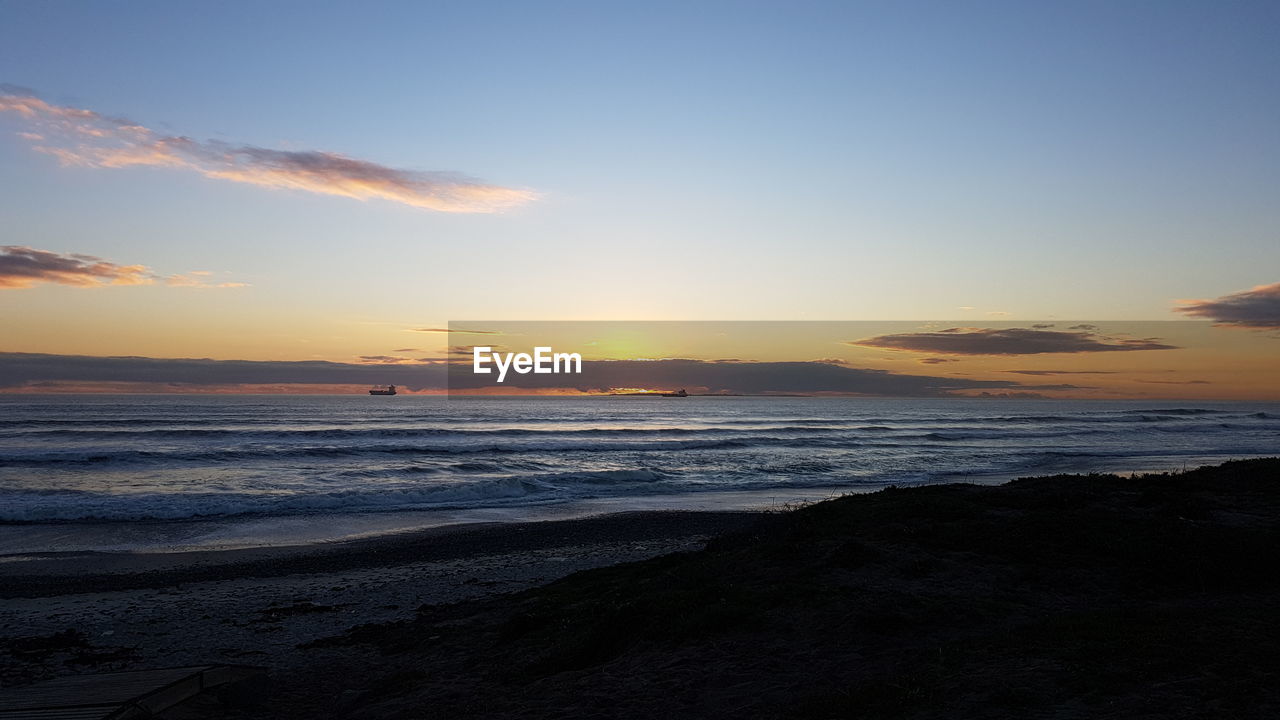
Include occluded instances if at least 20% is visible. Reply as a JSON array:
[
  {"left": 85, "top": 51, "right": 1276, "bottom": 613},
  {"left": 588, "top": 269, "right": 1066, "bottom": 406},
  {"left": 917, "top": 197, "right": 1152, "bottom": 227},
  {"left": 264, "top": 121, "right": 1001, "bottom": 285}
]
[
  {"left": 1175, "top": 282, "right": 1280, "bottom": 329},
  {"left": 0, "top": 352, "right": 446, "bottom": 391},
  {"left": 0, "top": 86, "right": 535, "bottom": 213},
  {"left": 1002, "top": 369, "right": 1119, "bottom": 376},
  {"left": 447, "top": 344, "right": 506, "bottom": 356},
  {"left": 0, "top": 245, "right": 152, "bottom": 288},
  {"left": 0, "top": 352, "right": 1136, "bottom": 396},
  {"left": 0, "top": 246, "right": 245, "bottom": 290},
  {"left": 847, "top": 327, "right": 1177, "bottom": 355},
  {"left": 355, "top": 355, "right": 445, "bottom": 365},
  {"left": 442, "top": 357, "right": 1053, "bottom": 396},
  {"left": 165, "top": 271, "right": 248, "bottom": 289}
]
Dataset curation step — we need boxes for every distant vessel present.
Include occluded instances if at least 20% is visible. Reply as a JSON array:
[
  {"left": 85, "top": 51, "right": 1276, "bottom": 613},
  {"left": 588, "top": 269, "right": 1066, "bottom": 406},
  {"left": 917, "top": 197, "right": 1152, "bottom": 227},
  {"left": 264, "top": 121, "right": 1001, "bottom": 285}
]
[
  {"left": 660, "top": 389, "right": 689, "bottom": 397},
  {"left": 368, "top": 385, "right": 397, "bottom": 396}
]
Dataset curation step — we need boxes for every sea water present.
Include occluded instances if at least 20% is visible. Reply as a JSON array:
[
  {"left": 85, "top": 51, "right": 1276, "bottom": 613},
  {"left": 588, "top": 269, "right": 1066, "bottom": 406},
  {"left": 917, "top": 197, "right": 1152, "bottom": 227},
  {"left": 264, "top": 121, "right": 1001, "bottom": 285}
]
[{"left": 1, "top": 395, "right": 1276, "bottom": 552}]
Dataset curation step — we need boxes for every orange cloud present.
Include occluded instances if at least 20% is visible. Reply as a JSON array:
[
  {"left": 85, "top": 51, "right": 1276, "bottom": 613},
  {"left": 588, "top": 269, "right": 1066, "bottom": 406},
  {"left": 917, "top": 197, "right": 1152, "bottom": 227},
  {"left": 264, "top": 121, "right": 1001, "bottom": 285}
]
[
  {"left": 1, "top": 87, "right": 536, "bottom": 213},
  {"left": 0, "top": 246, "right": 246, "bottom": 290},
  {"left": 165, "top": 272, "right": 250, "bottom": 289},
  {"left": 413, "top": 327, "right": 503, "bottom": 334},
  {"left": 0, "top": 245, "right": 154, "bottom": 288}
]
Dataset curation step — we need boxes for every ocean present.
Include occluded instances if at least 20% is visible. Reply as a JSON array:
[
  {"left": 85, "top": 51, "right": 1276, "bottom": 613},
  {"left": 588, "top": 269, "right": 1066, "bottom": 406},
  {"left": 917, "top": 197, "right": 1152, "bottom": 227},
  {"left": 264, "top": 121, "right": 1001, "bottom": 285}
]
[{"left": 1, "top": 395, "right": 1277, "bottom": 553}]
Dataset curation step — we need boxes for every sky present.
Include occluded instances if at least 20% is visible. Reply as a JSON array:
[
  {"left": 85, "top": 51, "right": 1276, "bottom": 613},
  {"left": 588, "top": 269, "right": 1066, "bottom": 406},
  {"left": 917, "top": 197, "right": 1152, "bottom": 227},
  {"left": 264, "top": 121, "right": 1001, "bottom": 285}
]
[{"left": 1, "top": 1, "right": 1277, "bottom": 395}]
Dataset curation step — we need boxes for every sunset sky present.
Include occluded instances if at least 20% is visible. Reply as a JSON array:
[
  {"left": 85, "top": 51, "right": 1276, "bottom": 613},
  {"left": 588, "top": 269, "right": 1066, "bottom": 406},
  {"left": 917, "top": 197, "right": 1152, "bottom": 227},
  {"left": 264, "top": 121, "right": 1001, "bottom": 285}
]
[{"left": 1, "top": 1, "right": 1277, "bottom": 396}]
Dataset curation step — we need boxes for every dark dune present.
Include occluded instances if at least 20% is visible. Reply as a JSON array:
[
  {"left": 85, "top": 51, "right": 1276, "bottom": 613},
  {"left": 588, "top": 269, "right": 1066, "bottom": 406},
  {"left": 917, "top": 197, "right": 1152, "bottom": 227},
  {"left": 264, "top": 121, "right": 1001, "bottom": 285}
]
[{"left": 300, "top": 458, "right": 1280, "bottom": 719}]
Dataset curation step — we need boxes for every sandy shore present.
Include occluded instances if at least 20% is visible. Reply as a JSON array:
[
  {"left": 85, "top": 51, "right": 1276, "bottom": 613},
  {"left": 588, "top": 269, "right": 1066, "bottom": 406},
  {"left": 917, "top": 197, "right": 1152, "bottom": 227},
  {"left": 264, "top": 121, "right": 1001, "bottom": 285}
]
[{"left": 0, "top": 511, "right": 758, "bottom": 690}]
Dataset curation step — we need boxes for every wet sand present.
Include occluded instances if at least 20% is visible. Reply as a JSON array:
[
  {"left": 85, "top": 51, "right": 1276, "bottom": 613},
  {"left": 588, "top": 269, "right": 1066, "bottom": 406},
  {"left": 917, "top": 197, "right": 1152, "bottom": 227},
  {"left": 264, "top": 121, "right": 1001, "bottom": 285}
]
[{"left": 0, "top": 511, "right": 758, "bottom": 690}]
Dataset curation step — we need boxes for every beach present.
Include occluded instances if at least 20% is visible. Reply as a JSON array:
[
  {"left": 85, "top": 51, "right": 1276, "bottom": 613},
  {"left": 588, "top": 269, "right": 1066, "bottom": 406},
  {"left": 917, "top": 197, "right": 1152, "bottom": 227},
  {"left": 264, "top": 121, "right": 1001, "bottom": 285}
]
[
  {"left": 4, "top": 459, "right": 1279, "bottom": 718},
  {"left": 0, "top": 511, "right": 755, "bottom": 689}
]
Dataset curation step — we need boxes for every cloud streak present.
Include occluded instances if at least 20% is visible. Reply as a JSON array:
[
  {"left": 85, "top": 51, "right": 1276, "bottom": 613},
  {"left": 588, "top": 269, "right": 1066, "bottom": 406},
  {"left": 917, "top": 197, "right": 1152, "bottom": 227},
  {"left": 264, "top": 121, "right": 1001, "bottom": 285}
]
[
  {"left": 0, "top": 245, "right": 152, "bottom": 288},
  {"left": 0, "top": 352, "right": 447, "bottom": 391},
  {"left": 446, "top": 357, "right": 1076, "bottom": 396},
  {"left": 0, "top": 352, "right": 1069, "bottom": 397},
  {"left": 1002, "top": 370, "right": 1119, "bottom": 376},
  {"left": 1175, "top": 282, "right": 1280, "bottom": 329},
  {"left": 0, "top": 246, "right": 245, "bottom": 290},
  {"left": 0, "top": 87, "right": 535, "bottom": 213},
  {"left": 848, "top": 327, "right": 1177, "bottom": 355}
]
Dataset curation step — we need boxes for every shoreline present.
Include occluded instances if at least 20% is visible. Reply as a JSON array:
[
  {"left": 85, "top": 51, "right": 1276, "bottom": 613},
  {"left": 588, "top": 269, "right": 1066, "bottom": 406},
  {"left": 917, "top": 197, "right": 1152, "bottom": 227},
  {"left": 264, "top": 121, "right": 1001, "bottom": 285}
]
[
  {"left": 5, "top": 450, "right": 1274, "bottom": 557},
  {"left": 0, "top": 487, "right": 851, "bottom": 557},
  {"left": 0, "top": 510, "right": 760, "bottom": 597}
]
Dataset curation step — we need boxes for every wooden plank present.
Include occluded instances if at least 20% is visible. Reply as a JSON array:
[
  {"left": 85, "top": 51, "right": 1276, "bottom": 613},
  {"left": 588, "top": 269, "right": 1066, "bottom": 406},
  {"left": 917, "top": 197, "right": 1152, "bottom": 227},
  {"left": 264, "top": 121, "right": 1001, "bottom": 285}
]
[
  {"left": 0, "top": 665, "right": 264, "bottom": 719},
  {"left": 0, "top": 666, "right": 210, "bottom": 710},
  {"left": 0, "top": 710, "right": 113, "bottom": 720}
]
